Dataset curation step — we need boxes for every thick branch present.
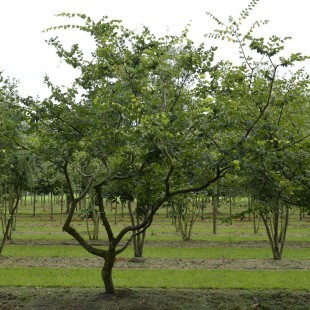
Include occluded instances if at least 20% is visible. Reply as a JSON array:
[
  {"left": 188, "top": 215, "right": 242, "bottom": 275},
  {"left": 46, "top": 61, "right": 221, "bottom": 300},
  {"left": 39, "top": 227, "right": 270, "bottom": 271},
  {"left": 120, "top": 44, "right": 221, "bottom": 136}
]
[
  {"left": 114, "top": 197, "right": 167, "bottom": 244},
  {"left": 274, "top": 133, "right": 310, "bottom": 152},
  {"left": 169, "top": 165, "right": 233, "bottom": 197},
  {"left": 63, "top": 225, "right": 105, "bottom": 257},
  {"left": 95, "top": 186, "right": 115, "bottom": 242},
  {"left": 63, "top": 161, "right": 75, "bottom": 204},
  {"left": 115, "top": 220, "right": 153, "bottom": 255}
]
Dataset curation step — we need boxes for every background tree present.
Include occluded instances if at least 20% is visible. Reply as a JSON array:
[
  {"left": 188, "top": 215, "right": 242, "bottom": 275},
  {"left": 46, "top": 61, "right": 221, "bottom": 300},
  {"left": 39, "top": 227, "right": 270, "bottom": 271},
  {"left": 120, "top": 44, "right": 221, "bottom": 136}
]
[
  {"left": 0, "top": 73, "right": 32, "bottom": 254},
  {"left": 206, "top": 0, "right": 310, "bottom": 259}
]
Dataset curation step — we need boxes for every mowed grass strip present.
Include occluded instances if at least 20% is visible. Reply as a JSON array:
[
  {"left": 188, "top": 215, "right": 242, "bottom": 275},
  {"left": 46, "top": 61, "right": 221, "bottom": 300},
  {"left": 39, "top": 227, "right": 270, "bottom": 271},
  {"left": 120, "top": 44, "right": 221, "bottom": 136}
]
[
  {"left": 146, "top": 234, "right": 310, "bottom": 242},
  {"left": 11, "top": 234, "right": 75, "bottom": 240},
  {"left": 0, "top": 268, "right": 309, "bottom": 290},
  {"left": 3, "top": 245, "right": 310, "bottom": 260},
  {"left": 11, "top": 233, "right": 310, "bottom": 243}
]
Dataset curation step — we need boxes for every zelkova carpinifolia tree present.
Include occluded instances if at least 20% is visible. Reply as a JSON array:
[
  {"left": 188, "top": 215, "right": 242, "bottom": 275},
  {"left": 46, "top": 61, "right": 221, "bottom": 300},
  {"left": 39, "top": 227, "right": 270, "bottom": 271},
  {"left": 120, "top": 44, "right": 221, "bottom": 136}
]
[
  {"left": 205, "top": 0, "right": 309, "bottom": 259},
  {"left": 241, "top": 83, "right": 309, "bottom": 259},
  {"left": 0, "top": 73, "right": 33, "bottom": 254},
  {"left": 30, "top": 20, "right": 228, "bottom": 293},
  {"left": 27, "top": 2, "right": 308, "bottom": 292}
]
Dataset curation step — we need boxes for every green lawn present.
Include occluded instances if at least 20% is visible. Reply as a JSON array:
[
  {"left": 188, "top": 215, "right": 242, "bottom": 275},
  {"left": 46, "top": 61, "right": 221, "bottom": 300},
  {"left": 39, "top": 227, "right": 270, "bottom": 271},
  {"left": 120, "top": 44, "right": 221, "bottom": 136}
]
[
  {"left": 1, "top": 267, "right": 309, "bottom": 290},
  {"left": 1, "top": 202, "right": 309, "bottom": 292},
  {"left": 3, "top": 244, "right": 310, "bottom": 260}
]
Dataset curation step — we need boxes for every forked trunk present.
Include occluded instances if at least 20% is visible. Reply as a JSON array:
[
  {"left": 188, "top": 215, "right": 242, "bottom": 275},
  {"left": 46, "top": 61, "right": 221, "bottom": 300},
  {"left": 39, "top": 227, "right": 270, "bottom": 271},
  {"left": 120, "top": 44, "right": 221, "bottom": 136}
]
[
  {"left": 260, "top": 204, "right": 289, "bottom": 260},
  {"left": 133, "top": 229, "right": 146, "bottom": 257}
]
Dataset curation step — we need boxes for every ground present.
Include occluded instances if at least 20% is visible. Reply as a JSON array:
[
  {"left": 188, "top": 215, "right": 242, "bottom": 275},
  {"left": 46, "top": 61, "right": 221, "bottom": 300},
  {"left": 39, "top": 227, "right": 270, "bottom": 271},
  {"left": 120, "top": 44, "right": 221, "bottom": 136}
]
[
  {"left": 1, "top": 239, "right": 309, "bottom": 271},
  {"left": 1, "top": 240, "right": 310, "bottom": 309},
  {"left": 1, "top": 211, "right": 309, "bottom": 309},
  {"left": 1, "top": 287, "right": 310, "bottom": 310}
]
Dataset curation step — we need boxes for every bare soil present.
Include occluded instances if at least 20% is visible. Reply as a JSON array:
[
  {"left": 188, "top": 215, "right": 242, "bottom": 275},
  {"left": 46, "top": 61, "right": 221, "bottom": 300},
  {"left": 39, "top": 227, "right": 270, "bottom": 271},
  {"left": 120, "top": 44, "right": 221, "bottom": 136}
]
[
  {"left": 1, "top": 255, "right": 310, "bottom": 271},
  {"left": 3, "top": 238, "right": 309, "bottom": 271},
  {"left": 0, "top": 287, "right": 309, "bottom": 310},
  {"left": 6, "top": 239, "right": 310, "bottom": 248}
]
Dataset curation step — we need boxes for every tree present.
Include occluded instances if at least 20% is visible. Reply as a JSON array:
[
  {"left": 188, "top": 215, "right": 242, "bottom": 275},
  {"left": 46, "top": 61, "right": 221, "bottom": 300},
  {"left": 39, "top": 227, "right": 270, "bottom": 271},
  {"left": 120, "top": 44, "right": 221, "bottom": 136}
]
[
  {"left": 206, "top": 0, "right": 310, "bottom": 259},
  {"left": 0, "top": 73, "right": 31, "bottom": 254},
  {"left": 168, "top": 194, "right": 202, "bottom": 241},
  {"left": 242, "top": 126, "right": 309, "bottom": 259},
  {"left": 26, "top": 1, "right": 309, "bottom": 292},
  {"left": 28, "top": 17, "right": 231, "bottom": 293}
]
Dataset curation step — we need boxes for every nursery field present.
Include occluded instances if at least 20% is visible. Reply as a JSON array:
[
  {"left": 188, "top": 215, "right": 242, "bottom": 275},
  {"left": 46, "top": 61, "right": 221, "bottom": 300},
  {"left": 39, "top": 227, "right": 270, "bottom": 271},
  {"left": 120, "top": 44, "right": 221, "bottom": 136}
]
[{"left": 1, "top": 200, "right": 310, "bottom": 309}]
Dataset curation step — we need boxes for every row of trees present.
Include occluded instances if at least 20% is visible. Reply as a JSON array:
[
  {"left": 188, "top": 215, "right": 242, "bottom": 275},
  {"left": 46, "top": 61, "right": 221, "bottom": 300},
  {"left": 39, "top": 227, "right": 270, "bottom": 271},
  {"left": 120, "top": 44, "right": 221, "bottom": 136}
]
[{"left": 1, "top": 0, "right": 309, "bottom": 293}]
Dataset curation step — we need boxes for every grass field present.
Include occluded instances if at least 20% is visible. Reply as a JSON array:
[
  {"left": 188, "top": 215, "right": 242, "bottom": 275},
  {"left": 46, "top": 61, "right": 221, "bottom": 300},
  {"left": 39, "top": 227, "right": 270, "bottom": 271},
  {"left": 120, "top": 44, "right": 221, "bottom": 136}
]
[
  {"left": 3, "top": 244, "right": 310, "bottom": 260},
  {"left": 1, "top": 197, "right": 309, "bottom": 309},
  {"left": 1, "top": 268, "right": 309, "bottom": 290}
]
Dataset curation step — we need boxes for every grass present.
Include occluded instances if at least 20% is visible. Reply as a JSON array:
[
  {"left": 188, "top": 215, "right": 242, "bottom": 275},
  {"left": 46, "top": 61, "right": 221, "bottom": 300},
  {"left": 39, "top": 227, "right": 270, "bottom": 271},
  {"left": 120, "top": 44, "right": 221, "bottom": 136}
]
[
  {"left": 10, "top": 232, "right": 310, "bottom": 243},
  {"left": 9, "top": 206, "right": 310, "bottom": 244},
  {"left": 142, "top": 247, "right": 310, "bottom": 260},
  {"left": 1, "top": 201, "right": 309, "bottom": 292},
  {"left": 10, "top": 214, "right": 310, "bottom": 243},
  {"left": 3, "top": 245, "right": 310, "bottom": 260},
  {"left": 11, "top": 234, "right": 75, "bottom": 240},
  {"left": 0, "top": 267, "right": 309, "bottom": 290}
]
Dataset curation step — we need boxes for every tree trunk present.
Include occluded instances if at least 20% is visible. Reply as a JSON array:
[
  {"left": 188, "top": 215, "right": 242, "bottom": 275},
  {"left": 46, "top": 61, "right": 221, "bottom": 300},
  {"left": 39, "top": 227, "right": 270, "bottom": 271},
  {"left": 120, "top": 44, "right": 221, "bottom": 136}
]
[
  {"left": 43, "top": 194, "right": 46, "bottom": 212},
  {"left": 133, "top": 230, "right": 146, "bottom": 257},
  {"left": 121, "top": 201, "right": 125, "bottom": 217},
  {"left": 133, "top": 217, "right": 146, "bottom": 257},
  {"left": 260, "top": 204, "right": 289, "bottom": 260},
  {"left": 92, "top": 206, "right": 99, "bottom": 240},
  {"left": 32, "top": 192, "right": 36, "bottom": 217},
  {"left": 229, "top": 197, "right": 232, "bottom": 225},
  {"left": 114, "top": 202, "right": 117, "bottom": 225},
  {"left": 212, "top": 188, "right": 218, "bottom": 235},
  {"left": 60, "top": 186, "right": 64, "bottom": 224},
  {"left": 128, "top": 200, "right": 147, "bottom": 257},
  {"left": 66, "top": 194, "right": 71, "bottom": 213},
  {"left": 50, "top": 192, "right": 53, "bottom": 220},
  {"left": 253, "top": 211, "right": 260, "bottom": 233},
  {"left": 0, "top": 196, "right": 19, "bottom": 255},
  {"left": 248, "top": 196, "right": 252, "bottom": 221},
  {"left": 101, "top": 250, "right": 116, "bottom": 294},
  {"left": 86, "top": 216, "right": 92, "bottom": 240}
]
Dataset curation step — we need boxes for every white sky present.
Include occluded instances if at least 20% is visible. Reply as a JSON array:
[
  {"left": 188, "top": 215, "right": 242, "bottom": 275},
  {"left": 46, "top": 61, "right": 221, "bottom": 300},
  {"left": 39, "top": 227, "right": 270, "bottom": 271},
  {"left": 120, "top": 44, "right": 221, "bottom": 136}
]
[{"left": 0, "top": 0, "right": 309, "bottom": 98}]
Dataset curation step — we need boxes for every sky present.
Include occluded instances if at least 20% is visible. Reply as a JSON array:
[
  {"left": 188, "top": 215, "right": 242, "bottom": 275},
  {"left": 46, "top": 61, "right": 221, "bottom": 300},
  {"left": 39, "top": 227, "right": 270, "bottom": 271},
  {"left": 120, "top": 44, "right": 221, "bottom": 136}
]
[{"left": 0, "top": 0, "right": 309, "bottom": 98}]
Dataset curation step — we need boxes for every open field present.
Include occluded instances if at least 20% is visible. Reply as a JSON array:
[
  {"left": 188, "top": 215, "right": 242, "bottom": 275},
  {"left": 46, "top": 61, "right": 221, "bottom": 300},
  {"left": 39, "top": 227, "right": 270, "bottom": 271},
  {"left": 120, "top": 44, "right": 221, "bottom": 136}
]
[{"left": 1, "top": 198, "right": 309, "bottom": 309}]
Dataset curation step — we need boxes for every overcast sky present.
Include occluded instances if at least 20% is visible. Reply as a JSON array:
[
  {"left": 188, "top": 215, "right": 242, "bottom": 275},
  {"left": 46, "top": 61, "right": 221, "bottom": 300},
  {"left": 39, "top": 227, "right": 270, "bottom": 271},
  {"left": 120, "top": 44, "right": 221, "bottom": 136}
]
[{"left": 0, "top": 0, "right": 309, "bottom": 98}]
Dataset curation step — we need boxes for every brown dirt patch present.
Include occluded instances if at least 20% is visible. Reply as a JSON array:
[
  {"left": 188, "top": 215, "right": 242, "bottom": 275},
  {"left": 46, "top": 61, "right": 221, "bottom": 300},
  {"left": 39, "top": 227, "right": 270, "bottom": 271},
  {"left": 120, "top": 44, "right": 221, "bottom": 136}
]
[
  {"left": 1, "top": 255, "right": 309, "bottom": 271},
  {"left": 7, "top": 239, "right": 310, "bottom": 249},
  {"left": 0, "top": 287, "right": 309, "bottom": 310}
]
